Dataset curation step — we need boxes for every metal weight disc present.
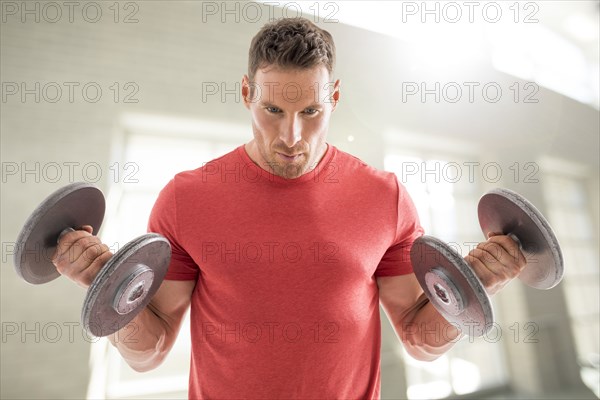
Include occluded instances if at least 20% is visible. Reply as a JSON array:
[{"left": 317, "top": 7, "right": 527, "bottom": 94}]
[
  {"left": 82, "top": 234, "right": 171, "bottom": 337},
  {"left": 478, "top": 188, "right": 564, "bottom": 289},
  {"left": 14, "top": 182, "right": 105, "bottom": 284},
  {"left": 410, "top": 235, "right": 494, "bottom": 336}
]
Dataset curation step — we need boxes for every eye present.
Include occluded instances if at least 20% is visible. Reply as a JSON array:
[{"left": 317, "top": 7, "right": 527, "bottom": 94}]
[
  {"left": 304, "top": 108, "right": 318, "bottom": 115},
  {"left": 266, "top": 106, "right": 281, "bottom": 114}
]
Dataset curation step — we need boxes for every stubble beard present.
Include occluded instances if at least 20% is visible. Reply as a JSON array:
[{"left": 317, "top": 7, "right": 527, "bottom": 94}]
[{"left": 262, "top": 147, "right": 308, "bottom": 179}]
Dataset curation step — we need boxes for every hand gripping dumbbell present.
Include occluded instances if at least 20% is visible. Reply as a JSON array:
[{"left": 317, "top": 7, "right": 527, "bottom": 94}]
[
  {"left": 410, "top": 188, "right": 564, "bottom": 337},
  {"left": 13, "top": 182, "right": 171, "bottom": 337}
]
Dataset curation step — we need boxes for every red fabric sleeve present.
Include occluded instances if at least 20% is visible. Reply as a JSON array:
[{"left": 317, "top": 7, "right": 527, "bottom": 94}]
[
  {"left": 147, "top": 179, "right": 199, "bottom": 281},
  {"left": 374, "top": 177, "right": 424, "bottom": 277}
]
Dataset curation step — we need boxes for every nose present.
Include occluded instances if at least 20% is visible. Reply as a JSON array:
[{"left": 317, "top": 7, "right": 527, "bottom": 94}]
[{"left": 279, "top": 115, "right": 302, "bottom": 148}]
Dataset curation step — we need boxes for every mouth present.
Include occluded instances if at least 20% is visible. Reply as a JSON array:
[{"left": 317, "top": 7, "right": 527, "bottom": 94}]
[{"left": 276, "top": 152, "right": 302, "bottom": 162}]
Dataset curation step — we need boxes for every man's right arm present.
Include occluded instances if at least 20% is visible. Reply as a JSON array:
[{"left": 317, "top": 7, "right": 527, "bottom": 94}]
[
  {"left": 53, "top": 226, "right": 195, "bottom": 372},
  {"left": 108, "top": 279, "right": 195, "bottom": 372}
]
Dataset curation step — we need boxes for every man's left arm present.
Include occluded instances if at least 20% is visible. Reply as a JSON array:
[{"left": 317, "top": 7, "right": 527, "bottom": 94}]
[{"left": 377, "top": 233, "right": 526, "bottom": 361}]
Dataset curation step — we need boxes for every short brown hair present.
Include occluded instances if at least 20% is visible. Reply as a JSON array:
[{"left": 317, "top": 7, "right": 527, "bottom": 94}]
[{"left": 248, "top": 17, "right": 336, "bottom": 80}]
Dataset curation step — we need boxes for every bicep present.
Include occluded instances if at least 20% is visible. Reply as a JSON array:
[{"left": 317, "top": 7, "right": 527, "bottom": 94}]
[
  {"left": 377, "top": 274, "right": 460, "bottom": 361},
  {"left": 377, "top": 273, "right": 424, "bottom": 325},
  {"left": 109, "top": 279, "right": 195, "bottom": 371},
  {"left": 147, "top": 279, "right": 196, "bottom": 332}
]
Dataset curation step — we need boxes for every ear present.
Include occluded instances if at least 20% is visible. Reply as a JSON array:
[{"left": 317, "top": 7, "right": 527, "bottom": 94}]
[
  {"left": 241, "top": 74, "right": 252, "bottom": 109},
  {"left": 331, "top": 79, "right": 341, "bottom": 112}
]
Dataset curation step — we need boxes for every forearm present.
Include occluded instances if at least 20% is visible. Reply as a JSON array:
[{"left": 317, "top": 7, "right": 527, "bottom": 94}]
[
  {"left": 107, "top": 280, "right": 194, "bottom": 372},
  {"left": 107, "top": 302, "right": 171, "bottom": 372},
  {"left": 394, "top": 294, "right": 464, "bottom": 361}
]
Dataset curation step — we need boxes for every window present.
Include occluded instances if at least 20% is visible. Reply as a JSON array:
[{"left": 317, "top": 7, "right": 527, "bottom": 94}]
[
  {"left": 86, "top": 114, "right": 246, "bottom": 399},
  {"left": 540, "top": 159, "right": 599, "bottom": 371}
]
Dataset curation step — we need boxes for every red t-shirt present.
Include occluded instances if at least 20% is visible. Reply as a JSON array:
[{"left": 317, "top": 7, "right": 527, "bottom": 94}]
[{"left": 148, "top": 144, "right": 423, "bottom": 399}]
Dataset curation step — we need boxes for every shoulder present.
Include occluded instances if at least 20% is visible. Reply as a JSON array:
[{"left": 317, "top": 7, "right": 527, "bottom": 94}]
[
  {"left": 169, "top": 146, "right": 242, "bottom": 189},
  {"left": 332, "top": 145, "right": 399, "bottom": 191},
  {"left": 151, "top": 146, "right": 243, "bottom": 208}
]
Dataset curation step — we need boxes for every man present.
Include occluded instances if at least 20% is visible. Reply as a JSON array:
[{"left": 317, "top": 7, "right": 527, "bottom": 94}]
[{"left": 53, "top": 17, "right": 525, "bottom": 399}]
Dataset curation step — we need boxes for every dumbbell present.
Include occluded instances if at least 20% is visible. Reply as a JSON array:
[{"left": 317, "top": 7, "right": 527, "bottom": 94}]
[
  {"left": 410, "top": 188, "right": 564, "bottom": 337},
  {"left": 13, "top": 182, "right": 171, "bottom": 337}
]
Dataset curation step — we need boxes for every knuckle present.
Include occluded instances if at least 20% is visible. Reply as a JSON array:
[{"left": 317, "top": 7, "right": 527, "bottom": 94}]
[
  {"left": 82, "top": 255, "right": 110, "bottom": 284},
  {"left": 54, "top": 251, "right": 79, "bottom": 273},
  {"left": 483, "top": 251, "right": 498, "bottom": 264},
  {"left": 82, "top": 243, "right": 105, "bottom": 262},
  {"left": 77, "top": 235, "right": 101, "bottom": 249},
  {"left": 479, "top": 274, "right": 491, "bottom": 289},
  {"left": 475, "top": 249, "right": 493, "bottom": 264},
  {"left": 81, "top": 268, "right": 98, "bottom": 286},
  {"left": 99, "top": 251, "right": 113, "bottom": 265},
  {"left": 59, "top": 231, "right": 87, "bottom": 247},
  {"left": 91, "top": 251, "right": 111, "bottom": 270},
  {"left": 477, "top": 242, "right": 500, "bottom": 254},
  {"left": 495, "top": 235, "right": 509, "bottom": 244},
  {"left": 465, "top": 254, "right": 477, "bottom": 266},
  {"left": 471, "top": 248, "right": 485, "bottom": 260},
  {"left": 469, "top": 257, "right": 484, "bottom": 272}
]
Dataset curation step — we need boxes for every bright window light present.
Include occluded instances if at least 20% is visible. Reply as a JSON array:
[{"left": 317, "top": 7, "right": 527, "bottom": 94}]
[
  {"left": 407, "top": 381, "right": 453, "bottom": 400},
  {"left": 489, "top": 23, "right": 595, "bottom": 106},
  {"left": 451, "top": 358, "right": 482, "bottom": 394}
]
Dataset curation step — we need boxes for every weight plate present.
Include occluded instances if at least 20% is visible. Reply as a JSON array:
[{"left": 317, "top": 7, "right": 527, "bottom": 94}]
[
  {"left": 14, "top": 182, "right": 105, "bottom": 284},
  {"left": 478, "top": 188, "right": 564, "bottom": 289},
  {"left": 82, "top": 233, "right": 171, "bottom": 337},
  {"left": 411, "top": 235, "right": 494, "bottom": 337}
]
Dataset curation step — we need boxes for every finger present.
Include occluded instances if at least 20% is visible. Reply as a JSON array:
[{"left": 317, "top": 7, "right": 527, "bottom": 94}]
[
  {"left": 486, "top": 231, "right": 503, "bottom": 239},
  {"left": 469, "top": 242, "right": 503, "bottom": 270},
  {"left": 79, "top": 225, "right": 94, "bottom": 234},
  {"left": 476, "top": 240, "right": 523, "bottom": 279},
  {"left": 485, "top": 235, "right": 527, "bottom": 270},
  {"left": 53, "top": 226, "right": 96, "bottom": 260},
  {"left": 464, "top": 253, "right": 501, "bottom": 292},
  {"left": 77, "top": 245, "right": 113, "bottom": 287},
  {"left": 74, "top": 239, "right": 110, "bottom": 268},
  {"left": 55, "top": 241, "right": 111, "bottom": 283},
  {"left": 53, "top": 235, "right": 103, "bottom": 276},
  {"left": 470, "top": 246, "right": 510, "bottom": 278},
  {"left": 53, "top": 230, "right": 93, "bottom": 262},
  {"left": 60, "top": 236, "right": 106, "bottom": 273}
]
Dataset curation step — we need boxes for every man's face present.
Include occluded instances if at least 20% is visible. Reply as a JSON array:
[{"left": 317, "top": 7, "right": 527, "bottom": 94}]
[{"left": 242, "top": 65, "right": 340, "bottom": 179}]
